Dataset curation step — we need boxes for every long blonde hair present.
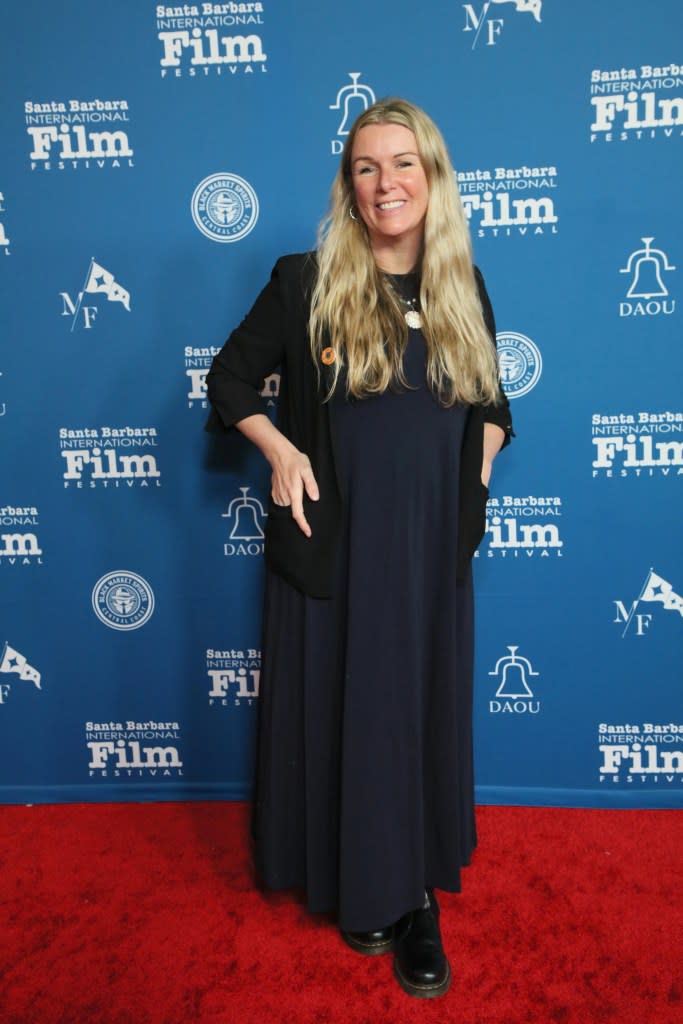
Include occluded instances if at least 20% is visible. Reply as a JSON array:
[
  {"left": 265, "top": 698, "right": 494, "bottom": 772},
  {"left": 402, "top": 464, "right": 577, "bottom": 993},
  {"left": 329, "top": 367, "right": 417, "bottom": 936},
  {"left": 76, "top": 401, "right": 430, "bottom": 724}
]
[{"left": 309, "top": 97, "right": 501, "bottom": 406}]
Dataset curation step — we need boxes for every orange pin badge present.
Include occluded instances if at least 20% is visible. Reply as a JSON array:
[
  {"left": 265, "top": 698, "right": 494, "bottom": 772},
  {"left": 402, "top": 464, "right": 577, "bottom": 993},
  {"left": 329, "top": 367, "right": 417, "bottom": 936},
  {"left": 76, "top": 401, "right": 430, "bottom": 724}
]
[{"left": 321, "top": 347, "right": 336, "bottom": 365}]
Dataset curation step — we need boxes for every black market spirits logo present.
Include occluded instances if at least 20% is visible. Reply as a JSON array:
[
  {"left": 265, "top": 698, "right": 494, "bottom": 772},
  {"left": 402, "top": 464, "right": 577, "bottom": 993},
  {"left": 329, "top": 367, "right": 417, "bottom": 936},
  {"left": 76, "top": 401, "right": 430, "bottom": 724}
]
[
  {"left": 329, "top": 73, "right": 376, "bottom": 154},
  {"left": 599, "top": 723, "right": 683, "bottom": 784},
  {"left": 59, "top": 427, "right": 161, "bottom": 489},
  {"left": 185, "top": 346, "right": 279, "bottom": 409},
  {"left": 458, "top": 165, "right": 558, "bottom": 238},
  {"left": 0, "top": 642, "right": 41, "bottom": 705},
  {"left": 591, "top": 411, "right": 683, "bottom": 479},
  {"left": 590, "top": 63, "right": 683, "bottom": 143},
  {"left": 462, "top": 0, "right": 542, "bottom": 50},
  {"left": 86, "top": 720, "right": 183, "bottom": 777},
  {"left": 207, "top": 647, "right": 260, "bottom": 706},
  {"left": 478, "top": 495, "right": 563, "bottom": 560},
  {"left": 0, "top": 191, "right": 10, "bottom": 255},
  {"left": 0, "top": 505, "right": 43, "bottom": 565},
  {"left": 619, "top": 238, "right": 676, "bottom": 318},
  {"left": 24, "top": 99, "right": 133, "bottom": 170},
  {"left": 156, "top": 2, "right": 267, "bottom": 78}
]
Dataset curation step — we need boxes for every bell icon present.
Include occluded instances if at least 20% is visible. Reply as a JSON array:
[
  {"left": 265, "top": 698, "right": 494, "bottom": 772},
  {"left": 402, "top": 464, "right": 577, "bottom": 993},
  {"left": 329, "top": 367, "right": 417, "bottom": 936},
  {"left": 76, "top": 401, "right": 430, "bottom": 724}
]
[
  {"left": 222, "top": 487, "right": 266, "bottom": 541},
  {"left": 489, "top": 645, "right": 539, "bottom": 699},
  {"left": 330, "top": 73, "right": 376, "bottom": 136},
  {"left": 620, "top": 237, "right": 676, "bottom": 299}
]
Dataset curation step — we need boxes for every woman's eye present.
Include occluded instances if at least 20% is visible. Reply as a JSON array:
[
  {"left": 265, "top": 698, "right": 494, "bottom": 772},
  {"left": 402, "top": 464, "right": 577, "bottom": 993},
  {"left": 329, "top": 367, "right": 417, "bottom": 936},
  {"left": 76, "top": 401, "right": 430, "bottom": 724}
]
[{"left": 357, "top": 165, "right": 374, "bottom": 175}]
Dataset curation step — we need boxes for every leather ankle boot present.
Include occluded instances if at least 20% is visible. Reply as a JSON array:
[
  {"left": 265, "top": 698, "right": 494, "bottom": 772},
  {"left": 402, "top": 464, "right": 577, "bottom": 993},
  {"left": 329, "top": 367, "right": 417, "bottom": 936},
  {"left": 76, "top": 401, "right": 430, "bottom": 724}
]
[
  {"left": 340, "top": 924, "right": 395, "bottom": 955},
  {"left": 393, "top": 889, "right": 451, "bottom": 998}
]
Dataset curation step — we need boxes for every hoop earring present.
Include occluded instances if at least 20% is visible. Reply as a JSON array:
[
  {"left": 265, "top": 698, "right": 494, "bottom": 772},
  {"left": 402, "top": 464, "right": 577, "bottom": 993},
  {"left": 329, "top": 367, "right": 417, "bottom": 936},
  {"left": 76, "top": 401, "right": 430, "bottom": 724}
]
[{"left": 349, "top": 206, "right": 358, "bottom": 221}]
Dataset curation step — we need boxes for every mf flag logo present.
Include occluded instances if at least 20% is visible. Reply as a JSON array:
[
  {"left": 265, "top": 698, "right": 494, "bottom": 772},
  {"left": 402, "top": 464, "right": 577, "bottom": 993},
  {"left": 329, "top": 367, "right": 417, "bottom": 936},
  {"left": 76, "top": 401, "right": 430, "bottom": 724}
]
[
  {"left": 60, "top": 258, "right": 131, "bottom": 330},
  {"left": 0, "top": 642, "right": 41, "bottom": 704},
  {"left": 614, "top": 569, "right": 683, "bottom": 637},
  {"left": 463, "top": 0, "right": 542, "bottom": 49}
]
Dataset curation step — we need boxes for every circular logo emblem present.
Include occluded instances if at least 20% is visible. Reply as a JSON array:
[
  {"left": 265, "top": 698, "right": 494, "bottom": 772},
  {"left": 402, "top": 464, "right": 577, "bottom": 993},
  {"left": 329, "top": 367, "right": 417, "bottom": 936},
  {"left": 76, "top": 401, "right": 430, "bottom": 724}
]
[
  {"left": 191, "top": 173, "right": 259, "bottom": 243},
  {"left": 496, "top": 331, "right": 542, "bottom": 399},
  {"left": 92, "top": 571, "right": 155, "bottom": 631}
]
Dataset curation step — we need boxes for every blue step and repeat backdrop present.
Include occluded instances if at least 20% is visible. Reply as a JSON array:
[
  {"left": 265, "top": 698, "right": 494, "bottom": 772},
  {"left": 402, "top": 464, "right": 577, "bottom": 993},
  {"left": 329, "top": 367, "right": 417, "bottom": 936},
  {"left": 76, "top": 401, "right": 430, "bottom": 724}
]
[{"left": 1, "top": 1, "right": 681, "bottom": 807}]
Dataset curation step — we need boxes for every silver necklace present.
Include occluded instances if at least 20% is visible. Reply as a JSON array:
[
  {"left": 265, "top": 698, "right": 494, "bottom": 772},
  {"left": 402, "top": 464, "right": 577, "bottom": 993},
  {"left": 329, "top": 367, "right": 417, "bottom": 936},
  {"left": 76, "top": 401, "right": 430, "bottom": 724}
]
[{"left": 400, "top": 297, "right": 422, "bottom": 330}]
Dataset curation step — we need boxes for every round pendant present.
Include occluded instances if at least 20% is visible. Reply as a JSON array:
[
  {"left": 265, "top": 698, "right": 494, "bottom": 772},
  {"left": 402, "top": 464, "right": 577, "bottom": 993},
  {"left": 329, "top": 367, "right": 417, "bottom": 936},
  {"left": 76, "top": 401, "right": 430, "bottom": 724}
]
[{"left": 404, "top": 310, "right": 422, "bottom": 329}]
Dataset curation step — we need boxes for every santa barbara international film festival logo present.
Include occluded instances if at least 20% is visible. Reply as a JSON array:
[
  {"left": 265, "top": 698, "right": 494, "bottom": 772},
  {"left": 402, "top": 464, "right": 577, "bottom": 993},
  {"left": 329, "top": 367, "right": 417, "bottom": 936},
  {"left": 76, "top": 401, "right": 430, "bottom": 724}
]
[
  {"left": 85, "top": 718, "right": 183, "bottom": 778},
  {"left": 0, "top": 642, "right": 41, "bottom": 706},
  {"left": 462, "top": 0, "right": 542, "bottom": 50},
  {"left": 185, "top": 344, "right": 280, "bottom": 409},
  {"left": 476, "top": 494, "right": 563, "bottom": 561},
  {"left": 458, "top": 165, "right": 558, "bottom": 239},
  {"left": 487, "top": 645, "right": 540, "bottom": 715},
  {"left": 598, "top": 722, "right": 683, "bottom": 785},
  {"left": 206, "top": 646, "right": 260, "bottom": 707},
  {"left": 589, "top": 62, "right": 683, "bottom": 143},
  {"left": 591, "top": 410, "right": 683, "bottom": 480},
  {"left": 222, "top": 486, "right": 267, "bottom": 556},
  {"left": 618, "top": 238, "right": 676, "bottom": 319},
  {"left": 191, "top": 173, "right": 259, "bottom": 243},
  {"left": 92, "top": 572, "right": 155, "bottom": 631},
  {"left": 0, "top": 191, "right": 11, "bottom": 256},
  {"left": 59, "top": 426, "right": 161, "bottom": 489},
  {"left": 24, "top": 99, "right": 134, "bottom": 171},
  {"left": 329, "top": 73, "right": 376, "bottom": 155},
  {"left": 156, "top": 2, "right": 267, "bottom": 78},
  {"left": 60, "top": 258, "right": 131, "bottom": 331},
  {"left": 613, "top": 568, "right": 683, "bottom": 639},
  {"left": 0, "top": 505, "right": 43, "bottom": 566}
]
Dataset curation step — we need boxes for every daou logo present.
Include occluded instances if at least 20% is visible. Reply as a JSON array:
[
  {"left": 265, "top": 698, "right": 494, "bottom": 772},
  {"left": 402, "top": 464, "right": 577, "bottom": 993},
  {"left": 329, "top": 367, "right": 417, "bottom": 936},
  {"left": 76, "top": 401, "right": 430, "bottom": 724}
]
[
  {"left": 222, "top": 487, "right": 266, "bottom": 556},
  {"left": 614, "top": 568, "right": 683, "bottom": 638},
  {"left": 619, "top": 238, "right": 676, "bottom": 318},
  {"left": 488, "top": 645, "right": 540, "bottom": 714},
  {"left": 329, "top": 73, "right": 376, "bottom": 154},
  {"left": 0, "top": 643, "right": 41, "bottom": 705},
  {"left": 463, "top": 0, "right": 542, "bottom": 49},
  {"left": 60, "top": 258, "right": 131, "bottom": 331}
]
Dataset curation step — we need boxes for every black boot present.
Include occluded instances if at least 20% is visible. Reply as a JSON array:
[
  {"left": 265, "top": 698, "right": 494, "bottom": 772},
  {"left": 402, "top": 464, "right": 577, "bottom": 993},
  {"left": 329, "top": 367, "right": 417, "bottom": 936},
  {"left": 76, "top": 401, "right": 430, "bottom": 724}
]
[
  {"left": 340, "top": 924, "right": 395, "bottom": 956},
  {"left": 393, "top": 889, "right": 451, "bottom": 998}
]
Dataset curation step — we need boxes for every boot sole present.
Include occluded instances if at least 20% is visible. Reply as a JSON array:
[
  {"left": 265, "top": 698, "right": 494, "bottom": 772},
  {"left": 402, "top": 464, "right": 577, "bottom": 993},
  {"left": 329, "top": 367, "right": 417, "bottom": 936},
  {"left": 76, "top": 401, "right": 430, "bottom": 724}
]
[
  {"left": 340, "top": 930, "right": 395, "bottom": 956},
  {"left": 393, "top": 958, "right": 451, "bottom": 998}
]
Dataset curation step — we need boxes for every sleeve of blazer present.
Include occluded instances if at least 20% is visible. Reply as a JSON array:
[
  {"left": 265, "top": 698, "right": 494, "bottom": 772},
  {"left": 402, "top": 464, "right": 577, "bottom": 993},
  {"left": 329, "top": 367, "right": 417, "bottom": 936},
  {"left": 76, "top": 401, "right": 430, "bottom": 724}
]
[
  {"left": 205, "top": 259, "right": 288, "bottom": 430},
  {"left": 474, "top": 265, "right": 514, "bottom": 449}
]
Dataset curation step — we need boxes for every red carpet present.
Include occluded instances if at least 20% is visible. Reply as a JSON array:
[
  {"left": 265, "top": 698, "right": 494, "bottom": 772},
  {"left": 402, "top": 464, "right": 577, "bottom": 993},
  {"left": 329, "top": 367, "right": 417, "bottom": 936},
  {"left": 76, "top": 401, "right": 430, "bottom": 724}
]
[{"left": 1, "top": 802, "right": 681, "bottom": 1024}]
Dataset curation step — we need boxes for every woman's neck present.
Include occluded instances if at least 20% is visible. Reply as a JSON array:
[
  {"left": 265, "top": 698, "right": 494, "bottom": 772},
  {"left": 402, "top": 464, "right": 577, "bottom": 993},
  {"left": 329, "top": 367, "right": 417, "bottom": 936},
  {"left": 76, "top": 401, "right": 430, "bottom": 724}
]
[{"left": 371, "top": 240, "right": 421, "bottom": 275}]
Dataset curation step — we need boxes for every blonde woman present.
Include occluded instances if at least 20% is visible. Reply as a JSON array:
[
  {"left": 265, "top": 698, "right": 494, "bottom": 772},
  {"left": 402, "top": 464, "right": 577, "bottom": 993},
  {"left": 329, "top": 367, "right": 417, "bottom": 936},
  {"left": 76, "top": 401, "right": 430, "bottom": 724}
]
[{"left": 207, "top": 98, "right": 513, "bottom": 999}]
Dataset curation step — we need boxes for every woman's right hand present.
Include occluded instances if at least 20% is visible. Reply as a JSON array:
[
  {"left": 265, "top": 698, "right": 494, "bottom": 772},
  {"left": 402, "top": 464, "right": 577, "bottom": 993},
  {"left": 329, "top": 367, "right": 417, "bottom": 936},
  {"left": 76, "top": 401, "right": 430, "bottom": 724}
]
[
  {"left": 269, "top": 444, "right": 319, "bottom": 538},
  {"left": 234, "top": 413, "right": 319, "bottom": 537}
]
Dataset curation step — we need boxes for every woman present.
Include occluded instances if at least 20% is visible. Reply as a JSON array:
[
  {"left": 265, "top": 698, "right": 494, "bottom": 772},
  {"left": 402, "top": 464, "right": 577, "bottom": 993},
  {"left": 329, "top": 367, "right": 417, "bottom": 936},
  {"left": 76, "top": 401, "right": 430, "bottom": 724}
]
[{"left": 206, "top": 98, "right": 513, "bottom": 999}]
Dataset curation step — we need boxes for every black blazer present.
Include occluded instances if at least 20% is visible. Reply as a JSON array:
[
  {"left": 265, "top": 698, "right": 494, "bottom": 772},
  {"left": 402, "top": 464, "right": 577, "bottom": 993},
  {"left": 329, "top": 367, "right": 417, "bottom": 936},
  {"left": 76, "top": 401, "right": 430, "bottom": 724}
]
[{"left": 206, "top": 252, "right": 513, "bottom": 597}]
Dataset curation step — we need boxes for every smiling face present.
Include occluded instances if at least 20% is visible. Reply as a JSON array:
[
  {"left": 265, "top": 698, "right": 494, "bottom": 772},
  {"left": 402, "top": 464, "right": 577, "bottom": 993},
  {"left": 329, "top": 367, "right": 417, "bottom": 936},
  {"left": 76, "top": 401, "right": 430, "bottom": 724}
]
[{"left": 350, "top": 122, "right": 429, "bottom": 270}]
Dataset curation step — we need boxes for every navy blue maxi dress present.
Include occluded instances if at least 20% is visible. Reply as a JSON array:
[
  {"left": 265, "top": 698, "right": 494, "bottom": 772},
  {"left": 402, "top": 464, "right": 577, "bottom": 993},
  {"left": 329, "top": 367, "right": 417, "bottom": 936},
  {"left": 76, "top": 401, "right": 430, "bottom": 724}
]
[{"left": 252, "top": 274, "right": 476, "bottom": 933}]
